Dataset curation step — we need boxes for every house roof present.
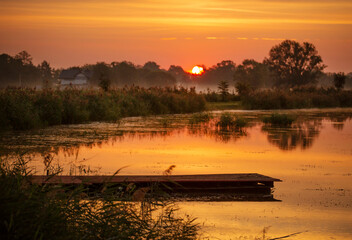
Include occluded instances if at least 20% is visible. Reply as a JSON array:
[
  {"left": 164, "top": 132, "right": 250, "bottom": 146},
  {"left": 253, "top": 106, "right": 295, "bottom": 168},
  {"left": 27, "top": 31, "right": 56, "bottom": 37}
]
[{"left": 59, "top": 68, "right": 91, "bottom": 80}]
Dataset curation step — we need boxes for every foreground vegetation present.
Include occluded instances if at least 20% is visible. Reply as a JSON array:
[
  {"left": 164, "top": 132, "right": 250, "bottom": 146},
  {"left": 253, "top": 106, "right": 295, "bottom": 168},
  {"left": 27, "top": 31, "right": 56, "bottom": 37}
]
[
  {"left": 0, "top": 158, "right": 199, "bottom": 240},
  {"left": 0, "top": 87, "right": 206, "bottom": 130}
]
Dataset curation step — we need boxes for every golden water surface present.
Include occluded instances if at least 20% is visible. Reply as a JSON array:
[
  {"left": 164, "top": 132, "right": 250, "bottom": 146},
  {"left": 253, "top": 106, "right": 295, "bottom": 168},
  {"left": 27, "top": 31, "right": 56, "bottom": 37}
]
[{"left": 2, "top": 110, "right": 352, "bottom": 239}]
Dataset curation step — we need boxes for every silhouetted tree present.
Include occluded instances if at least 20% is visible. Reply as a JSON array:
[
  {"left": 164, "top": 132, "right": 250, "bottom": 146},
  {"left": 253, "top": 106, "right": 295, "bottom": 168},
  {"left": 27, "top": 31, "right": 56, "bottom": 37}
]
[
  {"left": 145, "top": 71, "right": 176, "bottom": 86},
  {"left": 0, "top": 53, "right": 22, "bottom": 87},
  {"left": 168, "top": 65, "right": 190, "bottom": 84},
  {"left": 333, "top": 72, "right": 346, "bottom": 90},
  {"left": 218, "top": 80, "right": 229, "bottom": 101},
  {"left": 111, "top": 61, "right": 137, "bottom": 86},
  {"left": 15, "top": 51, "right": 33, "bottom": 65},
  {"left": 39, "top": 61, "right": 53, "bottom": 88},
  {"left": 91, "top": 62, "right": 111, "bottom": 85},
  {"left": 143, "top": 61, "right": 160, "bottom": 71},
  {"left": 265, "top": 40, "right": 326, "bottom": 87},
  {"left": 234, "top": 59, "right": 272, "bottom": 89},
  {"left": 199, "top": 60, "right": 236, "bottom": 86},
  {"left": 99, "top": 73, "right": 111, "bottom": 91},
  {"left": 235, "top": 81, "right": 252, "bottom": 96}
]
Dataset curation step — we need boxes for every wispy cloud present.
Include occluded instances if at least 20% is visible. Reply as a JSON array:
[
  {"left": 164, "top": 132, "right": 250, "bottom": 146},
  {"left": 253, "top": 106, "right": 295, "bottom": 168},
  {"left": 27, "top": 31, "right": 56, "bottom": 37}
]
[
  {"left": 261, "top": 37, "right": 286, "bottom": 41},
  {"left": 206, "top": 37, "right": 226, "bottom": 40},
  {"left": 161, "top": 37, "right": 177, "bottom": 40}
]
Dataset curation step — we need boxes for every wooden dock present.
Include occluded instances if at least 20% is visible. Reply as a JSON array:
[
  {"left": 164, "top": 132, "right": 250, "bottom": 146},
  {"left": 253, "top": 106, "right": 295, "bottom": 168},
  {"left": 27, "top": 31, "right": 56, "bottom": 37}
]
[
  {"left": 31, "top": 173, "right": 280, "bottom": 190},
  {"left": 30, "top": 173, "right": 280, "bottom": 184},
  {"left": 30, "top": 173, "right": 282, "bottom": 201}
]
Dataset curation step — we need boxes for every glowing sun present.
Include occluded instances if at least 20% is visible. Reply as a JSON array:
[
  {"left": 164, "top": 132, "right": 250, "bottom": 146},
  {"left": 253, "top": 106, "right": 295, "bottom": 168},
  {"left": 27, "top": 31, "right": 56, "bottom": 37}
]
[{"left": 191, "top": 66, "right": 204, "bottom": 75}]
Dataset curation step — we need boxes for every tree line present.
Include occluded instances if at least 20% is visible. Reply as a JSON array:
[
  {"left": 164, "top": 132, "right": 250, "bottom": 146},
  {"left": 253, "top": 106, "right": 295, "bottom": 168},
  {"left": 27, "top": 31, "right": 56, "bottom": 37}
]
[{"left": 1, "top": 40, "right": 351, "bottom": 90}]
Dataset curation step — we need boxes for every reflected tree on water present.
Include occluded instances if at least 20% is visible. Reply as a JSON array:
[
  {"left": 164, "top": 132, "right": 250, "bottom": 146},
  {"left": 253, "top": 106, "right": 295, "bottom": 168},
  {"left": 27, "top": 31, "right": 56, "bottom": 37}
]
[
  {"left": 188, "top": 121, "right": 249, "bottom": 143},
  {"left": 261, "top": 120, "right": 322, "bottom": 150},
  {"left": 327, "top": 114, "right": 351, "bottom": 131}
]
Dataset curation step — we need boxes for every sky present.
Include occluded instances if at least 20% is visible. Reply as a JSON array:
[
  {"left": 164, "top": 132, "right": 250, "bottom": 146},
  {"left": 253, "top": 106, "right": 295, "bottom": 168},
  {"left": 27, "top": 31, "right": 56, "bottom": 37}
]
[{"left": 0, "top": 0, "right": 351, "bottom": 72}]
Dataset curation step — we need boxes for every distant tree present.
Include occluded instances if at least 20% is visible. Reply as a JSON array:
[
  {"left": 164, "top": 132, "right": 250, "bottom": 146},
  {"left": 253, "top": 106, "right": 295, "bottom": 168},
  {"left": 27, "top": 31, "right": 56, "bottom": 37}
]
[
  {"left": 264, "top": 40, "right": 326, "bottom": 87},
  {"left": 333, "top": 72, "right": 346, "bottom": 90},
  {"left": 91, "top": 62, "right": 111, "bottom": 85},
  {"left": 233, "top": 59, "right": 272, "bottom": 89},
  {"left": 218, "top": 80, "right": 229, "bottom": 101},
  {"left": 111, "top": 61, "right": 137, "bottom": 86},
  {"left": 235, "top": 81, "right": 252, "bottom": 96},
  {"left": 15, "top": 51, "right": 33, "bottom": 65},
  {"left": 143, "top": 61, "right": 160, "bottom": 71},
  {"left": 145, "top": 71, "right": 176, "bottom": 86},
  {"left": 99, "top": 73, "right": 111, "bottom": 91},
  {"left": 38, "top": 60, "right": 53, "bottom": 88},
  {"left": 0, "top": 54, "right": 22, "bottom": 87},
  {"left": 200, "top": 60, "right": 236, "bottom": 86},
  {"left": 12, "top": 51, "right": 41, "bottom": 87},
  {"left": 168, "top": 65, "right": 190, "bottom": 83}
]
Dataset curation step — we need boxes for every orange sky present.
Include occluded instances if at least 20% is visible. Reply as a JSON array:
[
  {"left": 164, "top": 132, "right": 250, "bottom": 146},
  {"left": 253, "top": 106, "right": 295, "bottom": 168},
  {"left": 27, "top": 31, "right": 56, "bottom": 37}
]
[{"left": 0, "top": 0, "right": 351, "bottom": 72}]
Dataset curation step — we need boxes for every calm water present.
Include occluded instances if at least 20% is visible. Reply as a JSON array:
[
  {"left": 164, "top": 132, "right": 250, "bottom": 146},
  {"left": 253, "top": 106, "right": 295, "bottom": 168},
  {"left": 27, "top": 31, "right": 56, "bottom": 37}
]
[{"left": 1, "top": 109, "right": 352, "bottom": 239}]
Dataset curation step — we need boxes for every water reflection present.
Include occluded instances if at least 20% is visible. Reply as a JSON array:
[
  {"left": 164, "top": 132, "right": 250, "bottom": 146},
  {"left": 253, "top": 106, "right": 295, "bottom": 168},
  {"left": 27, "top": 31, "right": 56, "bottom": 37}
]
[
  {"left": 188, "top": 120, "right": 249, "bottom": 143},
  {"left": 1, "top": 110, "right": 352, "bottom": 239},
  {"left": 328, "top": 114, "right": 351, "bottom": 131},
  {"left": 1, "top": 112, "right": 352, "bottom": 159},
  {"left": 261, "top": 119, "right": 322, "bottom": 151}
]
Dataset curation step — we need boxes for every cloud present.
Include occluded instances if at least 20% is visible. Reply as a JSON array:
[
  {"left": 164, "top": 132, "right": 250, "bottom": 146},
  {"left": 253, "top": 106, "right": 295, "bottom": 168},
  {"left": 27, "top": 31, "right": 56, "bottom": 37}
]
[
  {"left": 161, "top": 37, "right": 177, "bottom": 40},
  {"left": 261, "top": 37, "right": 286, "bottom": 41},
  {"left": 206, "top": 37, "right": 225, "bottom": 40}
]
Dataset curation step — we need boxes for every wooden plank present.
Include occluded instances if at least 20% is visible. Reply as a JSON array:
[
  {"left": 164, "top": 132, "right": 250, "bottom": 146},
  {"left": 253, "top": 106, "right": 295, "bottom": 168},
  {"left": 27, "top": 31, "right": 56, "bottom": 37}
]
[{"left": 29, "top": 173, "right": 281, "bottom": 185}]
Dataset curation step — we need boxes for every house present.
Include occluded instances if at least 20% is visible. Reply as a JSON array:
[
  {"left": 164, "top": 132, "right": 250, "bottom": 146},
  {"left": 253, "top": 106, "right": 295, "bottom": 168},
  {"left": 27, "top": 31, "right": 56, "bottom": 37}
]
[{"left": 58, "top": 68, "right": 91, "bottom": 88}]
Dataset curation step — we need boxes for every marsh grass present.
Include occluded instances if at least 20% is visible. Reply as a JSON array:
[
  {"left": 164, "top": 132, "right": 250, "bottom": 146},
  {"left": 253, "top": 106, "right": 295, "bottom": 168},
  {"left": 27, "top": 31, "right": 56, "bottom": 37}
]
[
  {"left": 189, "top": 112, "right": 213, "bottom": 125},
  {"left": 0, "top": 87, "right": 206, "bottom": 131},
  {"left": 216, "top": 113, "right": 248, "bottom": 129},
  {"left": 242, "top": 88, "right": 352, "bottom": 110},
  {"left": 0, "top": 158, "right": 199, "bottom": 240}
]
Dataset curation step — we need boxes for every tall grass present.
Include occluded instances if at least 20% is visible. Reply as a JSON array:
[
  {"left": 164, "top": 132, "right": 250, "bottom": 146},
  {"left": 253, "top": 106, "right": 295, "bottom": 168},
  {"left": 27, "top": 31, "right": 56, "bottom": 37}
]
[
  {"left": 241, "top": 88, "right": 352, "bottom": 109},
  {"left": 0, "top": 158, "right": 199, "bottom": 239},
  {"left": 216, "top": 113, "right": 248, "bottom": 129},
  {"left": 0, "top": 87, "right": 206, "bottom": 130},
  {"left": 189, "top": 112, "right": 213, "bottom": 125}
]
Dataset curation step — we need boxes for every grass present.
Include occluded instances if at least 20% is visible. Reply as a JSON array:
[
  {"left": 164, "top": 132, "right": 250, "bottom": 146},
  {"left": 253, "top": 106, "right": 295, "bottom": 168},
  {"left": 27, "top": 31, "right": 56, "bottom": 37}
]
[
  {"left": 262, "top": 113, "right": 295, "bottom": 126},
  {"left": 189, "top": 112, "right": 213, "bottom": 125},
  {"left": 216, "top": 113, "right": 248, "bottom": 129},
  {"left": 0, "top": 158, "right": 199, "bottom": 240},
  {"left": 242, "top": 88, "right": 352, "bottom": 110},
  {"left": 0, "top": 87, "right": 206, "bottom": 131},
  {"left": 206, "top": 101, "right": 242, "bottom": 111}
]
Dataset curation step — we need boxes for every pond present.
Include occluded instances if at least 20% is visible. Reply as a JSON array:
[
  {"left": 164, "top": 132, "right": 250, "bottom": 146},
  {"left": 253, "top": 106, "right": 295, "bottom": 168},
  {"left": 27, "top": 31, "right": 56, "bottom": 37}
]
[{"left": 1, "top": 109, "right": 352, "bottom": 239}]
